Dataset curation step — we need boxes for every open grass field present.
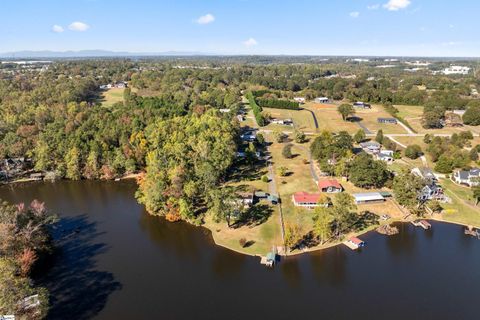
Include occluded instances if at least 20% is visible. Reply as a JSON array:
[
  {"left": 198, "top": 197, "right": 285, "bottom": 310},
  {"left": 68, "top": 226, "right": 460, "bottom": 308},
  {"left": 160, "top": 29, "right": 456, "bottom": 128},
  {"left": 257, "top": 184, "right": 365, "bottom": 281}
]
[
  {"left": 265, "top": 136, "right": 319, "bottom": 232},
  {"left": 395, "top": 104, "right": 478, "bottom": 135},
  {"left": 263, "top": 107, "right": 316, "bottom": 132},
  {"left": 203, "top": 202, "right": 282, "bottom": 256},
  {"left": 100, "top": 88, "right": 124, "bottom": 108},
  {"left": 306, "top": 102, "right": 409, "bottom": 135},
  {"left": 358, "top": 104, "right": 409, "bottom": 134},
  {"left": 306, "top": 103, "right": 359, "bottom": 133},
  {"left": 439, "top": 178, "right": 480, "bottom": 228}
]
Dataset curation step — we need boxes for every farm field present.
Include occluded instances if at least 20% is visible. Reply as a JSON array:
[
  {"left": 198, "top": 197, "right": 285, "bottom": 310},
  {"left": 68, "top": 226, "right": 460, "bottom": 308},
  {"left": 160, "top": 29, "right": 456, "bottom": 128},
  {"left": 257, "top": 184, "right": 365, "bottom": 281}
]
[{"left": 307, "top": 103, "right": 408, "bottom": 135}]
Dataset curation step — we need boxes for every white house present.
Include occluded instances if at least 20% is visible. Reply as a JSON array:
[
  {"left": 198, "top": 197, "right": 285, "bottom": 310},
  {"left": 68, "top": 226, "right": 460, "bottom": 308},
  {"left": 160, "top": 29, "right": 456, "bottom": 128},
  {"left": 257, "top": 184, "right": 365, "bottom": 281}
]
[
  {"left": 360, "top": 141, "right": 381, "bottom": 154},
  {"left": 443, "top": 66, "right": 471, "bottom": 75},
  {"left": 314, "top": 97, "right": 330, "bottom": 104},
  {"left": 294, "top": 97, "right": 306, "bottom": 104},
  {"left": 453, "top": 168, "right": 480, "bottom": 187},
  {"left": 377, "top": 150, "right": 394, "bottom": 164}
]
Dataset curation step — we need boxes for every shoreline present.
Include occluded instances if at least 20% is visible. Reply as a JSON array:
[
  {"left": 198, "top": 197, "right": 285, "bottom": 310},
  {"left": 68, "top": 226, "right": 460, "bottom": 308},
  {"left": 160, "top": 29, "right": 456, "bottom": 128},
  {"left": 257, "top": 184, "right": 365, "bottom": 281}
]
[
  {"left": 203, "top": 216, "right": 479, "bottom": 258},
  {"left": 2, "top": 179, "right": 478, "bottom": 258}
]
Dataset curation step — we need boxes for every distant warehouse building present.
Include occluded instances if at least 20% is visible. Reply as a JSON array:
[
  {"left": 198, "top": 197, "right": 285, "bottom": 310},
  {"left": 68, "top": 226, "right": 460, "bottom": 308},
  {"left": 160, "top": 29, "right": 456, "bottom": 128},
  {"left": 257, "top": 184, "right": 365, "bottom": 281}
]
[{"left": 352, "top": 192, "right": 385, "bottom": 205}]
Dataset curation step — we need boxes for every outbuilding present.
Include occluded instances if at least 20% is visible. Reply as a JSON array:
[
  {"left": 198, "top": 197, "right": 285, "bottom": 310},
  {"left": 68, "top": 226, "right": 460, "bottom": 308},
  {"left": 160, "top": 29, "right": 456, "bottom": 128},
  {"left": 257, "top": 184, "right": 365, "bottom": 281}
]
[
  {"left": 317, "top": 179, "right": 343, "bottom": 193},
  {"left": 377, "top": 117, "right": 398, "bottom": 124},
  {"left": 352, "top": 192, "right": 385, "bottom": 204}
]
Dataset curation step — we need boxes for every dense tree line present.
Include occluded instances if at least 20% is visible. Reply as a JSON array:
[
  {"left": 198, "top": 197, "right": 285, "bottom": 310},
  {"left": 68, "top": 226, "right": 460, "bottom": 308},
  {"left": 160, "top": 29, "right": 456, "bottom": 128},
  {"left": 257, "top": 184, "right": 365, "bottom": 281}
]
[{"left": 0, "top": 200, "right": 56, "bottom": 318}]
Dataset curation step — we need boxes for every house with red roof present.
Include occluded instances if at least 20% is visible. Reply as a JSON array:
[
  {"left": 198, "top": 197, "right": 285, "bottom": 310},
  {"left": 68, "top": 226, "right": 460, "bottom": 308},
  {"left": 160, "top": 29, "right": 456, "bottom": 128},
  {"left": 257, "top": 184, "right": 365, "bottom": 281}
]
[
  {"left": 317, "top": 179, "right": 343, "bottom": 193},
  {"left": 292, "top": 192, "right": 329, "bottom": 209}
]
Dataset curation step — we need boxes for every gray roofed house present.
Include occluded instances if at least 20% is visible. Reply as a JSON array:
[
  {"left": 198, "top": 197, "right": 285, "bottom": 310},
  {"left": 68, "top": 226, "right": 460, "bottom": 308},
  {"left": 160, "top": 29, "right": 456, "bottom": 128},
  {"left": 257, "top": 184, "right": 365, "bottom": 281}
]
[
  {"left": 360, "top": 141, "right": 381, "bottom": 154},
  {"left": 453, "top": 168, "right": 480, "bottom": 187},
  {"left": 411, "top": 167, "right": 438, "bottom": 183}
]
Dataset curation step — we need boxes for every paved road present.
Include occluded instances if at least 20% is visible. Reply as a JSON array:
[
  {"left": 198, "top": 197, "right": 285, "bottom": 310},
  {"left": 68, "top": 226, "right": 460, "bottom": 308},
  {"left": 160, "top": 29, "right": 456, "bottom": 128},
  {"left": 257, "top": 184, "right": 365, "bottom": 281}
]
[
  {"left": 302, "top": 108, "right": 319, "bottom": 132},
  {"left": 354, "top": 120, "right": 373, "bottom": 134}
]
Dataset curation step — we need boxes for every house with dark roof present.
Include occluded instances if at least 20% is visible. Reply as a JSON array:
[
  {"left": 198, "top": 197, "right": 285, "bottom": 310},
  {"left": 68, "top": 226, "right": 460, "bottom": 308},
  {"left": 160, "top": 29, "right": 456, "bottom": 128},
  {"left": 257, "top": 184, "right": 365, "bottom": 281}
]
[
  {"left": 453, "top": 168, "right": 480, "bottom": 187},
  {"left": 376, "top": 150, "right": 394, "bottom": 164},
  {"left": 353, "top": 101, "right": 372, "bottom": 109},
  {"left": 419, "top": 184, "right": 445, "bottom": 202},
  {"left": 317, "top": 179, "right": 343, "bottom": 193},
  {"left": 377, "top": 117, "right": 398, "bottom": 124}
]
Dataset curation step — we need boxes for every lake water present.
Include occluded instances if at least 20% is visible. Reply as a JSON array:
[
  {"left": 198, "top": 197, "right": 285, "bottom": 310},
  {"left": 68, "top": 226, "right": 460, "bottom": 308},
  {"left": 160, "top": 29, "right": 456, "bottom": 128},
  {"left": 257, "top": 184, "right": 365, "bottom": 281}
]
[{"left": 1, "top": 180, "right": 479, "bottom": 320}]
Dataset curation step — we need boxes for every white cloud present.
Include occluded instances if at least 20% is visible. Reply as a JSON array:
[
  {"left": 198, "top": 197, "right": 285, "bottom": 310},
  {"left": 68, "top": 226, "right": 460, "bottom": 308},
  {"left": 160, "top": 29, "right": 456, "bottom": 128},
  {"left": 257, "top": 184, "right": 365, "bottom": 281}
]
[
  {"left": 52, "top": 25, "right": 64, "bottom": 33},
  {"left": 367, "top": 4, "right": 380, "bottom": 10},
  {"left": 383, "top": 0, "right": 411, "bottom": 11},
  {"left": 196, "top": 13, "right": 215, "bottom": 25},
  {"left": 349, "top": 11, "right": 360, "bottom": 18},
  {"left": 243, "top": 38, "right": 258, "bottom": 47},
  {"left": 442, "top": 41, "right": 462, "bottom": 46},
  {"left": 68, "top": 21, "right": 90, "bottom": 32}
]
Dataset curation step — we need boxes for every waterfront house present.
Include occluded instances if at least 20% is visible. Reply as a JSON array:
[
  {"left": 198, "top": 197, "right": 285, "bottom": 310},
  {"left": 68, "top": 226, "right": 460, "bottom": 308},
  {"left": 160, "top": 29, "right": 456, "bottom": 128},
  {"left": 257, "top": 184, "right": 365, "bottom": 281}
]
[
  {"left": 377, "top": 117, "right": 397, "bottom": 124},
  {"left": 453, "top": 168, "right": 480, "bottom": 187},
  {"left": 292, "top": 192, "right": 329, "bottom": 209},
  {"left": 353, "top": 192, "right": 385, "bottom": 205},
  {"left": 419, "top": 183, "right": 445, "bottom": 202},
  {"left": 314, "top": 97, "right": 330, "bottom": 104},
  {"left": 317, "top": 179, "right": 343, "bottom": 193}
]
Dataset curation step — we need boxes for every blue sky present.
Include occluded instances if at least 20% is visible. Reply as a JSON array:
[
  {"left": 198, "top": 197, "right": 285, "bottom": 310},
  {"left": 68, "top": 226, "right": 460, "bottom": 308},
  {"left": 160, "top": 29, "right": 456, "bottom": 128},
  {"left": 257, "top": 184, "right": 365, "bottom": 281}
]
[{"left": 1, "top": 0, "right": 479, "bottom": 56}]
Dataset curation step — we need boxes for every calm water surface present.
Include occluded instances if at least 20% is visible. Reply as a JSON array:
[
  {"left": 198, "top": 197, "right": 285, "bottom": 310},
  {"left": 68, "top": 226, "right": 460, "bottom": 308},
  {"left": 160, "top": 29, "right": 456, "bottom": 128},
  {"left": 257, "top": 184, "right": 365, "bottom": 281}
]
[{"left": 1, "top": 180, "right": 479, "bottom": 320}]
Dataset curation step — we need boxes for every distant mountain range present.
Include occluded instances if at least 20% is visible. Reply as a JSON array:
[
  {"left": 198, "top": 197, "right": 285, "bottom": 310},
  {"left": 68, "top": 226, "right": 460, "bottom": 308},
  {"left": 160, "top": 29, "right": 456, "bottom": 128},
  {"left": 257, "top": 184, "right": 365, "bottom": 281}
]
[{"left": 0, "top": 50, "right": 209, "bottom": 58}]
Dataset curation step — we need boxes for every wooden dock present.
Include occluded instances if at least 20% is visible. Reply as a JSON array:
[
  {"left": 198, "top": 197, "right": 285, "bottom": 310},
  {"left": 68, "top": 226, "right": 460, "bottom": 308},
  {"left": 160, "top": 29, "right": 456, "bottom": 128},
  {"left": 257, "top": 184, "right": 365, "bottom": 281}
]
[
  {"left": 411, "top": 220, "right": 431, "bottom": 230},
  {"left": 465, "top": 227, "right": 480, "bottom": 239}
]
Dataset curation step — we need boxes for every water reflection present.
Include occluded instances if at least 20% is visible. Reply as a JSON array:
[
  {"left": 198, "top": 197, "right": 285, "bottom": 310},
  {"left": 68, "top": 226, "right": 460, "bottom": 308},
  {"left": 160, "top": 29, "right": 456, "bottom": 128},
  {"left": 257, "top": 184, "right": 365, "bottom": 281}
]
[{"left": 39, "top": 215, "right": 121, "bottom": 320}]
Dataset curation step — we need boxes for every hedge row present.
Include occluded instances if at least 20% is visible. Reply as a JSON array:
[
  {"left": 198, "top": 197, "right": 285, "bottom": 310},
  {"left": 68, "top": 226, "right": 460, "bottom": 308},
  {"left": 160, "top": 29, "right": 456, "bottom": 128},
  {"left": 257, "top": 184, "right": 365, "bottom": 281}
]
[
  {"left": 246, "top": 91, "right": 266, "bottom": 126},
  {"left": 384, "top": 105, "right": 417, "bottom": 134},
  {"left": 256, "top": 98, "right": 300, "bottom": 110}
]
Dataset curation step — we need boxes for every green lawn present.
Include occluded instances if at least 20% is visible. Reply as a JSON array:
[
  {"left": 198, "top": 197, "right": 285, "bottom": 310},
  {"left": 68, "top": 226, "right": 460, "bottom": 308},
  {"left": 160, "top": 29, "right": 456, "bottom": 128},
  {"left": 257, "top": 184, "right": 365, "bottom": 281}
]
[
  {"left": 100, "top": 88, "right": 124, "bottom": 108},
  {"left": 439, "top": 178, "right": 480, "bottom": 227}
]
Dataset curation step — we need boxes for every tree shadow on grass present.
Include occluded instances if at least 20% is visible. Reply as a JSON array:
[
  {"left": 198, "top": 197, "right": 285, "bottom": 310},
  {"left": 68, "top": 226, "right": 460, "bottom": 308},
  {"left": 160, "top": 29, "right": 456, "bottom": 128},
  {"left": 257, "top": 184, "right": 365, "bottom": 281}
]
[
  {"left": 37, "top": 215, "right": 122, "bottom": 320},
  {"left": 227, "top": 161, "right": 268, "bottom": 182},
  {"left": 232, "top": 204, "right": 273, "bottom": 228},
  {"left": 353, "top": 211, "right": 379, "bottom": 231}
]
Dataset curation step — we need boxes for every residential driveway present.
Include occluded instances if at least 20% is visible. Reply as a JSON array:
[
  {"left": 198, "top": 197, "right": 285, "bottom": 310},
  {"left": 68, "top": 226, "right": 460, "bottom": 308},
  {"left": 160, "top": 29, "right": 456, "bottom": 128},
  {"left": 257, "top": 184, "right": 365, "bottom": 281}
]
[{"left": 354, "top": 120, "right": 373, "bottom": 134}]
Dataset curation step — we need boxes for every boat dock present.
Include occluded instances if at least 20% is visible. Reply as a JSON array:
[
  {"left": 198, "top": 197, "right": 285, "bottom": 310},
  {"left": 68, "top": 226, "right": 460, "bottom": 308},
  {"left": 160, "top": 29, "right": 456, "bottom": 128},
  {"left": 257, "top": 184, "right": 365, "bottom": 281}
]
[
  {"left": 465, "top": 226, "right": 480, "bottom": 239},
  {"left": 343, "top": 237, "right": 366, "bottom": 250},
  {"left": 260, "top": 248, "right": 277, "bottom": 267},
  {"left": 411, "top": 220, "right": 431, "bottom": 230}
]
